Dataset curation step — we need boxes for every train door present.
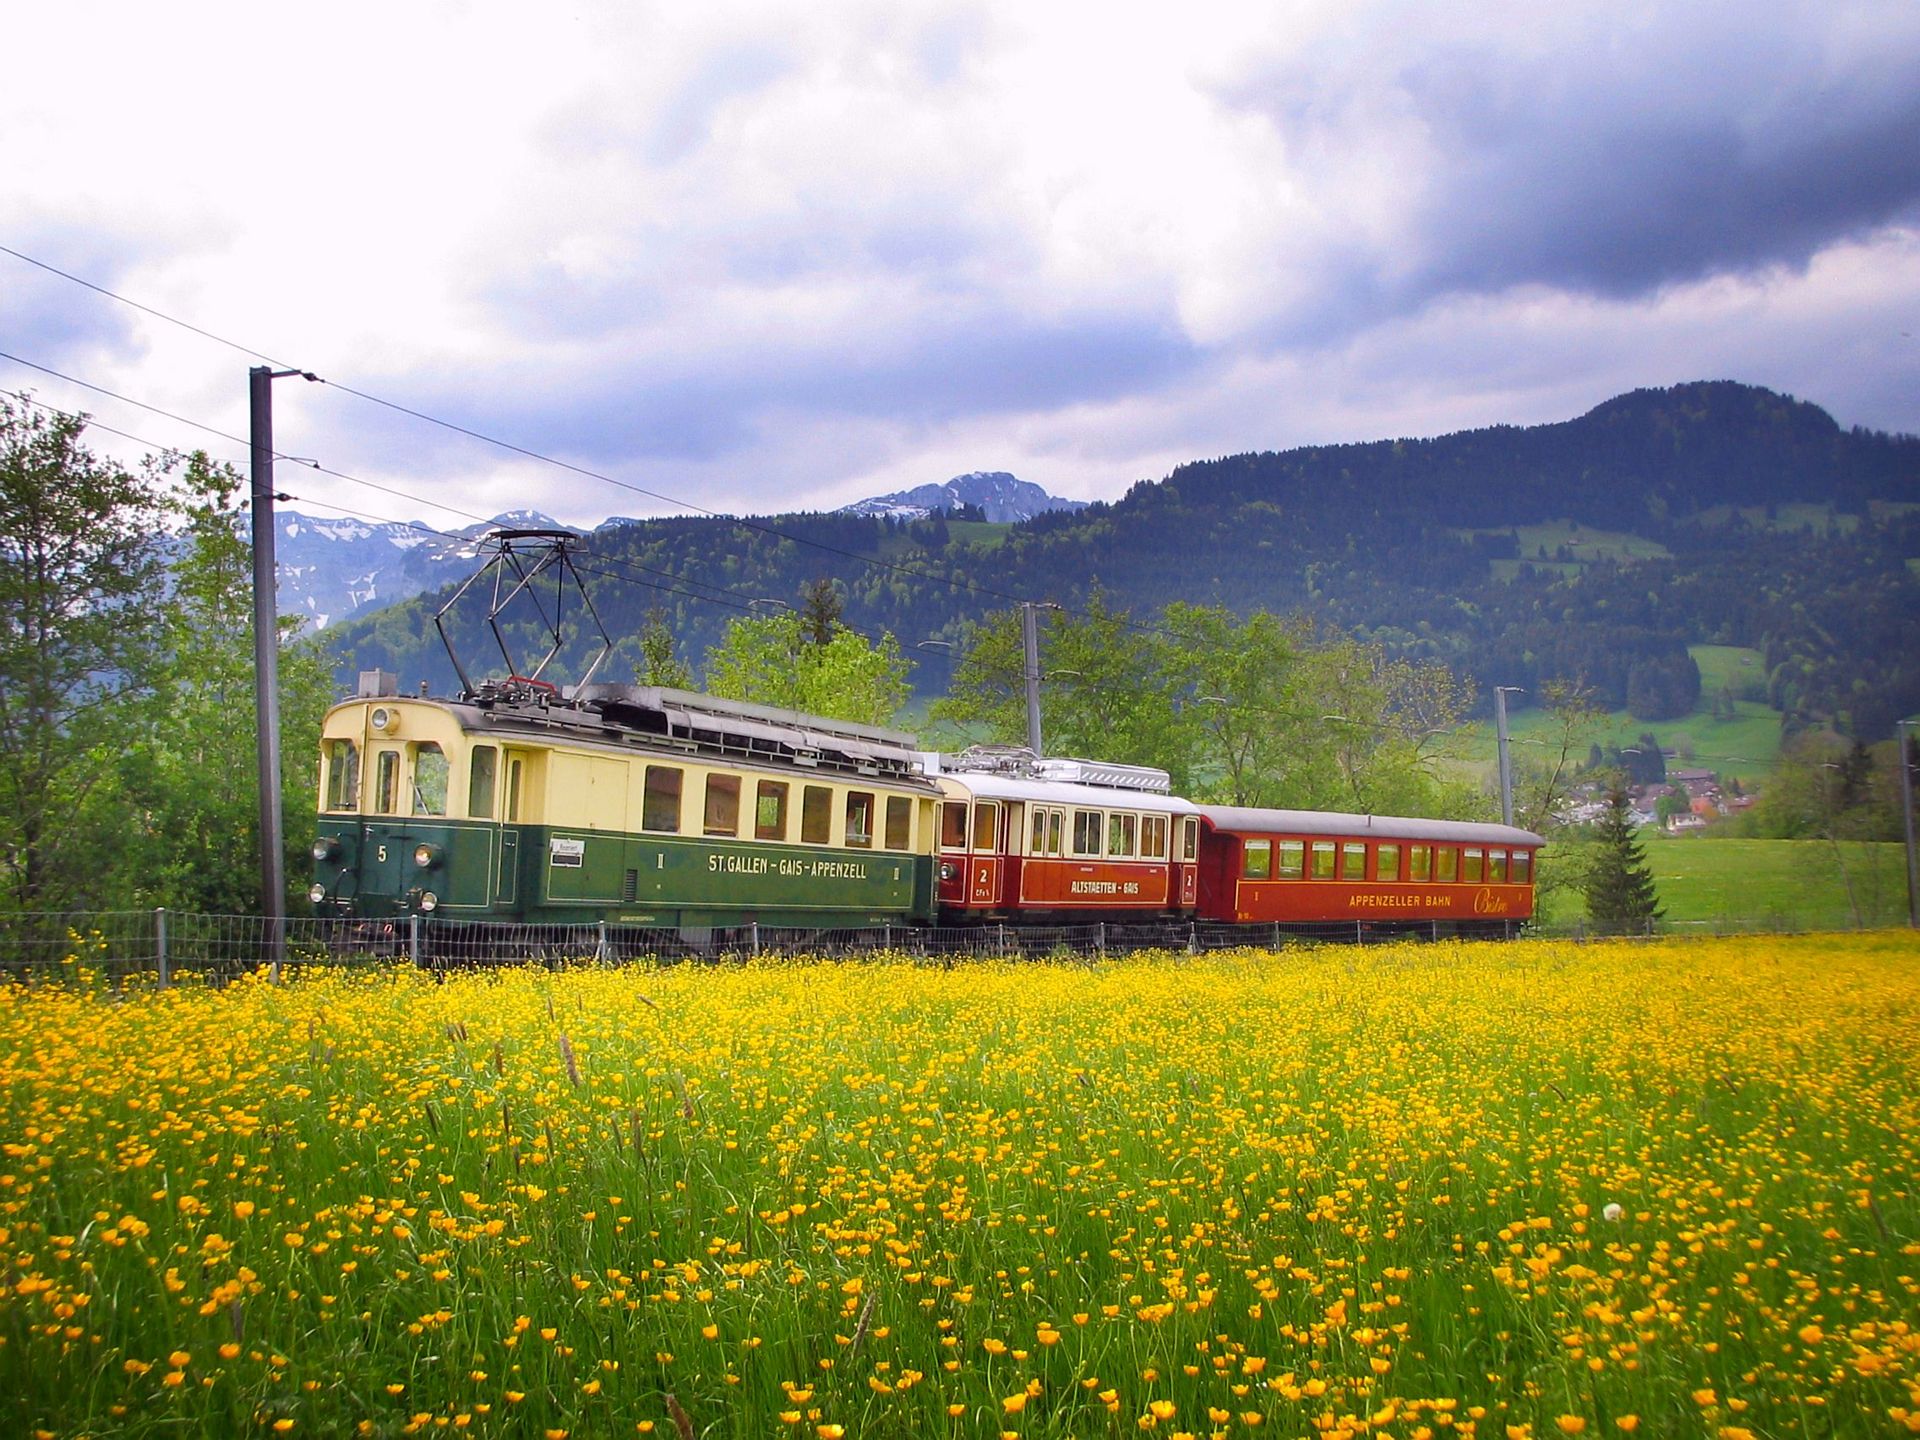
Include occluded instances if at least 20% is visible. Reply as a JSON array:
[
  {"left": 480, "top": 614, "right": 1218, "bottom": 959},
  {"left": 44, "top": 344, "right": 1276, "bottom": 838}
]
[
  {"left": 495, "top": 748, "right": 527, "bottom": 905},
  {"left": 1173, "top": 815, "right": 1200, "bottom": 908},
  {"left": 967, "top": 801, "right": 1002, "bottom": 907}
]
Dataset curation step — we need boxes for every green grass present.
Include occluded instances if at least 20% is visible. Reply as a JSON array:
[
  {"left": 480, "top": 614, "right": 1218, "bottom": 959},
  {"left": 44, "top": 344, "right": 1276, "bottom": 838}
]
[
  {"left": 1689, "top": 643, "right": 1766, "bottom": 701},
  {"left": 1463, "top": 519, "right": 1671, "bottom": 580},
  {"left": 1458, "top": 696, "right": 1782, "bottom": 786},
  {"left": 945, "top": 520, "right": 1012, "bottom": 549},
  {"left": 1537, "top": 837, "right": 1912, "bottom": 931},
  {"left": 1689, "top": 501, "right": 1860, "bottom": 535}
]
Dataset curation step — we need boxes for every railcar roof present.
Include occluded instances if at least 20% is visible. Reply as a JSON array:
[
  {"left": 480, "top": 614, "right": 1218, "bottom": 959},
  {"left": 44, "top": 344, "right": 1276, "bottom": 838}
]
[
  {"left": 1197, "top": 806, "right": 1544, "bottom": 846},
  {"left": 936, "top": 772, "right": 1198, "bottom": 814}
]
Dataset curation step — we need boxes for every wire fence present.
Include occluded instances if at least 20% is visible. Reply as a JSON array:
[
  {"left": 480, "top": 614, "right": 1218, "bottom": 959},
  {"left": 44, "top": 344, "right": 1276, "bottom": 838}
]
[
  {"left": 0, "top": 904, "right": 1886, "bottom": 985},
  {"left": 0, "top": 909, "right": 1558, "bottom": 982}
]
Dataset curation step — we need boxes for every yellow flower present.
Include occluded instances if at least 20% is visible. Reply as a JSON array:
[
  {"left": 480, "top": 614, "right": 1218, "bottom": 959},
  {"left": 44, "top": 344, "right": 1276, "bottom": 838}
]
[
  {"left": 1614, "top": 1419, "right": 1638, "bottom": 1433},
  {"left": 1557, "top": 1419, "right": 1587, "bottom": 1436}
]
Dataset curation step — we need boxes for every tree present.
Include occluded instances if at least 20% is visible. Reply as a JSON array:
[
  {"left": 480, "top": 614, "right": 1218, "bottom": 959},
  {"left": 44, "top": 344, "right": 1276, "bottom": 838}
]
[
  {"left": 109, "top": 454, "right": 334, "bottom": 912},
  {"left": 932, "top": 592, "right": 1188, "bottom": 781},
  {"left": 799, "top": 578, "right": 843, "bottom": 646},
  {"left": 1584, "top": 782, "right": 1664, "bottom": 934},
  {"left": 635, "top": 607, "right": 693, "bottom": 689},
  {"left": 0, "top": 398, "right": 169, "bottom": 911},
  {"left": 703, "top": 610, "right": 909, "bottom": 726}
]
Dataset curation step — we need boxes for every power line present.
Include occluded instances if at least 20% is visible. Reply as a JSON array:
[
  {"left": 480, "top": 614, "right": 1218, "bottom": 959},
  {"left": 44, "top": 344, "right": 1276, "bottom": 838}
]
[{"left": 0, "top": 243, "right": 1091, "bottom": 622}]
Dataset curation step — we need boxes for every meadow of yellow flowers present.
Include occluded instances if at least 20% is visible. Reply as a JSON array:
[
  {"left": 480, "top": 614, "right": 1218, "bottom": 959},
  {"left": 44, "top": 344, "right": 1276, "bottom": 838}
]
[{"left": 1, "top": 933, "right": 1916, "bottom": 1438}]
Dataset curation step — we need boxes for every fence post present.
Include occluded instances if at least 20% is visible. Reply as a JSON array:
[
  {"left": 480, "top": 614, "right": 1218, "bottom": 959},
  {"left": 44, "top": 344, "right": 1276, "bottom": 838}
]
[
  {"left": 997, "top": 923, "right": 1007, "bottom": 958},
  {"left": 883, "top": 922, "right": 891, "bottom": 953},
  {"left": 1355, "top": 920, "right": 1363, "bottom": 945},
  {"left": 1097, "top": 922, "right": 1106, "bottom": 960},
  {"left": 596, "top": 921, "right": 609, "bottom": 964},
  {"left": 751, "top": 922, "right": 760, "bottom": 958},
  {"left": 409, "top": 914, "right": 422, "bottom": 967},
  {"left": 1187, "top": 921, "right": 1198, "bottom": 955},
  {"left": 155, "top": 907, "right": 169, "bottom": 988}
]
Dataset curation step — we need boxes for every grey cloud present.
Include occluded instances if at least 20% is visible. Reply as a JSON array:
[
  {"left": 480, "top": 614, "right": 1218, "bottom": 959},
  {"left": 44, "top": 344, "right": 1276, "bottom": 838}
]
[
  {"left": 1, "top": 225, "right": 149, "bottom": 374},
  {"left": 1225, "top": 8, "right": 1920, "bottom": 312}
]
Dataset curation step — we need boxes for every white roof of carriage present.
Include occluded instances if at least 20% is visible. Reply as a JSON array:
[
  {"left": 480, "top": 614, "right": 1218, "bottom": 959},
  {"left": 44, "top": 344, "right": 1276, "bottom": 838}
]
[
  {"left": 933, "top": 771, "right": 1197, "bottom": 816},
  {"left": 1198, "top": 806, "right": 1543, "bottom": 846}
]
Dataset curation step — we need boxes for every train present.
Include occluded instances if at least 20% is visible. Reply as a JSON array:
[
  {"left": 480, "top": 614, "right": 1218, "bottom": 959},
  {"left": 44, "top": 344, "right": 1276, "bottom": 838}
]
[{"left": 309, "top": 671, "right": 1542, "bottom": 942}]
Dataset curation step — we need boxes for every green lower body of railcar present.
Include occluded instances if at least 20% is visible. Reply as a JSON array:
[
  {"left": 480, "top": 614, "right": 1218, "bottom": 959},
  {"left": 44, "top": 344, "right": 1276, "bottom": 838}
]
[{"left": 312, "top": 817, "right": 936, "bottom": 928}]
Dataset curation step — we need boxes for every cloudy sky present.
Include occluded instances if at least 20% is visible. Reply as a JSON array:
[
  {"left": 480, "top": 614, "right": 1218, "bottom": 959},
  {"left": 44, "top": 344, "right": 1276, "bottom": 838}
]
[{"left": 5, "top": 0, "right": 1918, "bottom": 531}]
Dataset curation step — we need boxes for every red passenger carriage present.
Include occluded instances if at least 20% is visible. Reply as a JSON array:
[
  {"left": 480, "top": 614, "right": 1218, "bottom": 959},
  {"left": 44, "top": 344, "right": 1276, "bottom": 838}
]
[{"left": 1193, "top": 807, "right": 1544, "bottom": 936}]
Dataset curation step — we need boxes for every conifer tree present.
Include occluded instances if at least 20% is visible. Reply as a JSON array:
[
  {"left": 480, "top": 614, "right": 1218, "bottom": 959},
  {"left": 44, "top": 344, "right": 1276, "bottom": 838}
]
[{"left": 1585, "top": 781, "right": 1663, "bottom": 935}]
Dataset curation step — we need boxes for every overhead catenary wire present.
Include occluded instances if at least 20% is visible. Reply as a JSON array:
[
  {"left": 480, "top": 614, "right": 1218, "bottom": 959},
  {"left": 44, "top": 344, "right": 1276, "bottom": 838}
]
[{"left": 0, "top": 243, "right": 1155, "bottom": 630}]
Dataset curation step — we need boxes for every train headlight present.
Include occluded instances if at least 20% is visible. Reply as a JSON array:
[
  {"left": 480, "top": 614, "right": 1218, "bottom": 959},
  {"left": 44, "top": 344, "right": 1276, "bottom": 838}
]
[
  {"left": 938, "top": 861, "right": 957, "bottom": 882},
  {"left": 307, "top": 883, "right": 328, "bottom": 904},
  {"left": 418, "top": 890, "right": 439, "bottom": 912},
  {"left": 312, "top": 837, "right": 340, "bottom": 862},
  {"left": 413, "top": 843, "right": 441, "bottom": 869}
]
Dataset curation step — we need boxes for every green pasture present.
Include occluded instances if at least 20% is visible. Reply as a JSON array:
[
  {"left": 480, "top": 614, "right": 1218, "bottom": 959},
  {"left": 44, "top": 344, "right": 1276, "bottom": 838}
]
[{"left": 1538, "top": 836, "right": 1913, "bottom": 932}]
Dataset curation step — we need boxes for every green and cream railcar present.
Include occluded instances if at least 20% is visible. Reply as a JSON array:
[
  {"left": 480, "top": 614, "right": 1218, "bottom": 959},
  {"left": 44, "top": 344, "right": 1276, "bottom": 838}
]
[{"left": 310, "top": 676, "right": 941, "bottom": 930}]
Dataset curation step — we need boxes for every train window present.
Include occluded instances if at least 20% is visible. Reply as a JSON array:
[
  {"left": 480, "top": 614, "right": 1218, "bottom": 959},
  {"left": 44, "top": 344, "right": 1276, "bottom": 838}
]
[
  {"left": 1108, "top": 813, "right": 1136, "bottom": 858},
  {"left": 468, "top": 746, "right": 497, "bottom": 819},
  {"left": 801, "top": 786, "right": 833, "bottom": 845},
  {"left": 1047, "top": 808, "right": 1065, "bottom": 857},
  {"left": 972, "top": 803, "right": 998, "bottom": 851},
  {"left": 642, "top": 766, "right": 683, "bottom": 834},
  {"left": 1278, "top": 840, "right": 1304, "bottom": 878},
  {"left": 375, "top": 749, "right": 400, "bottom": 814},
  {"left": 1341, "top": 842, "right": 1366, "bottom": 880},
  {"left": 324, "top": 739, "right": 360, "bottom": 812},
  {"left": 845, "top": 792, "right": 875, "bottom": 848},
  {"left": 1511, "top": 850, "right": 1532, "bottom": 883},
  {"left": 1182, "top": 817, "right": 1198, "bottom": 862},
  {"left": 1376, "top": 844, "right": 1400, "bottom": 881},
  {"left": 884, "top": 796, "right": 912, "bottom": 851},
  {"left": 1408, "top": 845, "right": 1431, "bottom": 881},
  {"left": 940, "top": 801, "right": 969, "bottom": 849},
  {"left": 1310, "top": 840, "right": 1336, "bottom": 879},
  {"left": 1142, "top": 814, "right": 1167, "bottom": 859},
  {"left": 1435, "top": 847, "right": 1458, "bottom": 883},
  {"left": 704, "top": 775, "right": 741, "bottom": 837},
  {"left": 1243, "top": 839, "right": 1271, "bottom": 880},
  {"left": 1072, "top": 810, "right": 1103, "bottom": 856},
  {"left": 1030, "top": 810, "right": 1048, "bottom": 854},
  {"left": 1488, "top": 849, "right": 1508, "bottom": 882},
  {"left": 412, "top": 743, "right": 449, "bottom": 816},
  {"left": 755, "top": 781, "right": 789, "bottom": 840},
  {"left": 506, "top": 758, "right": 522, "bottom": 823},
  {"left": 1462, "top": 848, "right": 1485, "bottom": 883}
]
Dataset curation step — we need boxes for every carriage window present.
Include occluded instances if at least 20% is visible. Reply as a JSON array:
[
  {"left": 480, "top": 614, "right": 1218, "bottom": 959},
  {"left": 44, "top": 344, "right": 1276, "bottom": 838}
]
[
  {"left": 375, "top": 749, "right": 400, "bottom": 814},
  {"left": 325, "top": 739, "right": 360, "bottom": 812},
  {"left": 1435, "top": 847, "right": 1458, "bottom": 883},
  {"left": 1511, "top": 850, "right": 1532, "bottom": 883},
  {"left": 1310, "top": 840, "right": 1336, "bottom": 879},
  {"left": 755, "top": 781, "right": 789, "bottom": 840},
  {"left": 1072, "top": 809, "right": 1103, "bottom": 856},
  {"left": 1182, "top": 817, "right": 1198, "bottom": 861},
  {"left": 1462, "top": 848, "right": 1485, "bottom": 883},
  {"left": 1107, "top": 813, "right": 1136, "bottom": 858},
  {"left": 940, "top": 801, "right": 969, "bottom": 848},
  {"left": 884, "top": 796, "right": 912, "bottom": 850},
  {"left": 1376, "top": 844, "right": 1400, "bottom": 882},
  {"left": 802, "top": 785, "right": 833, "bottom": 844},
  {"left": 1243, "top": 839, "right": 1271, "bottom": 880},
  {"left": 1142, "top": 814, "right": 1167, "bottom": 859},
  {"left": 1278, "top": 840, "right": 1304, "bottom": 878},
  {"left": 506, "top": 758, "right": 522, "bottom": 823},
  {"left": 468, "top": 745, "right": 496, "bottom": 819},
  {"left": 1047, "top": 809, "right": 1065, "bottom": 857},
  {"left": 642, "top": 766, "right": 683, "bottom": 833},
  {"left": 704, "top": 774, "right": 741, "bottom": 837},
  {"left": 1342, "top": 842, "right": 1367, "bottom": 880},
  {"left": 1408, "top": 845, "right": 1431, "bottom": 881},
  {"left": 1031, "top": 810, "right": 1048, "bottom": 854},
  {"left": 411, "top": 743, "right": 449, "bottom": 817},
  {"left": 1488, "top": 849, "right": 1508, "bottom": 882},
  {"left": 845, "top": 792, "right": 875, "bottom": 848},
  {"left": 971, "top": 803, "right": 998, "bottom": 851}
]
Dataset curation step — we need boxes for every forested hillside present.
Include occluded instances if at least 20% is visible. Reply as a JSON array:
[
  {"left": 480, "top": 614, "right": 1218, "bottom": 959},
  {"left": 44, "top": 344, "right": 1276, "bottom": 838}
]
[{"left": 331, "top": 381, "right": 1920, "bottom": 737}]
